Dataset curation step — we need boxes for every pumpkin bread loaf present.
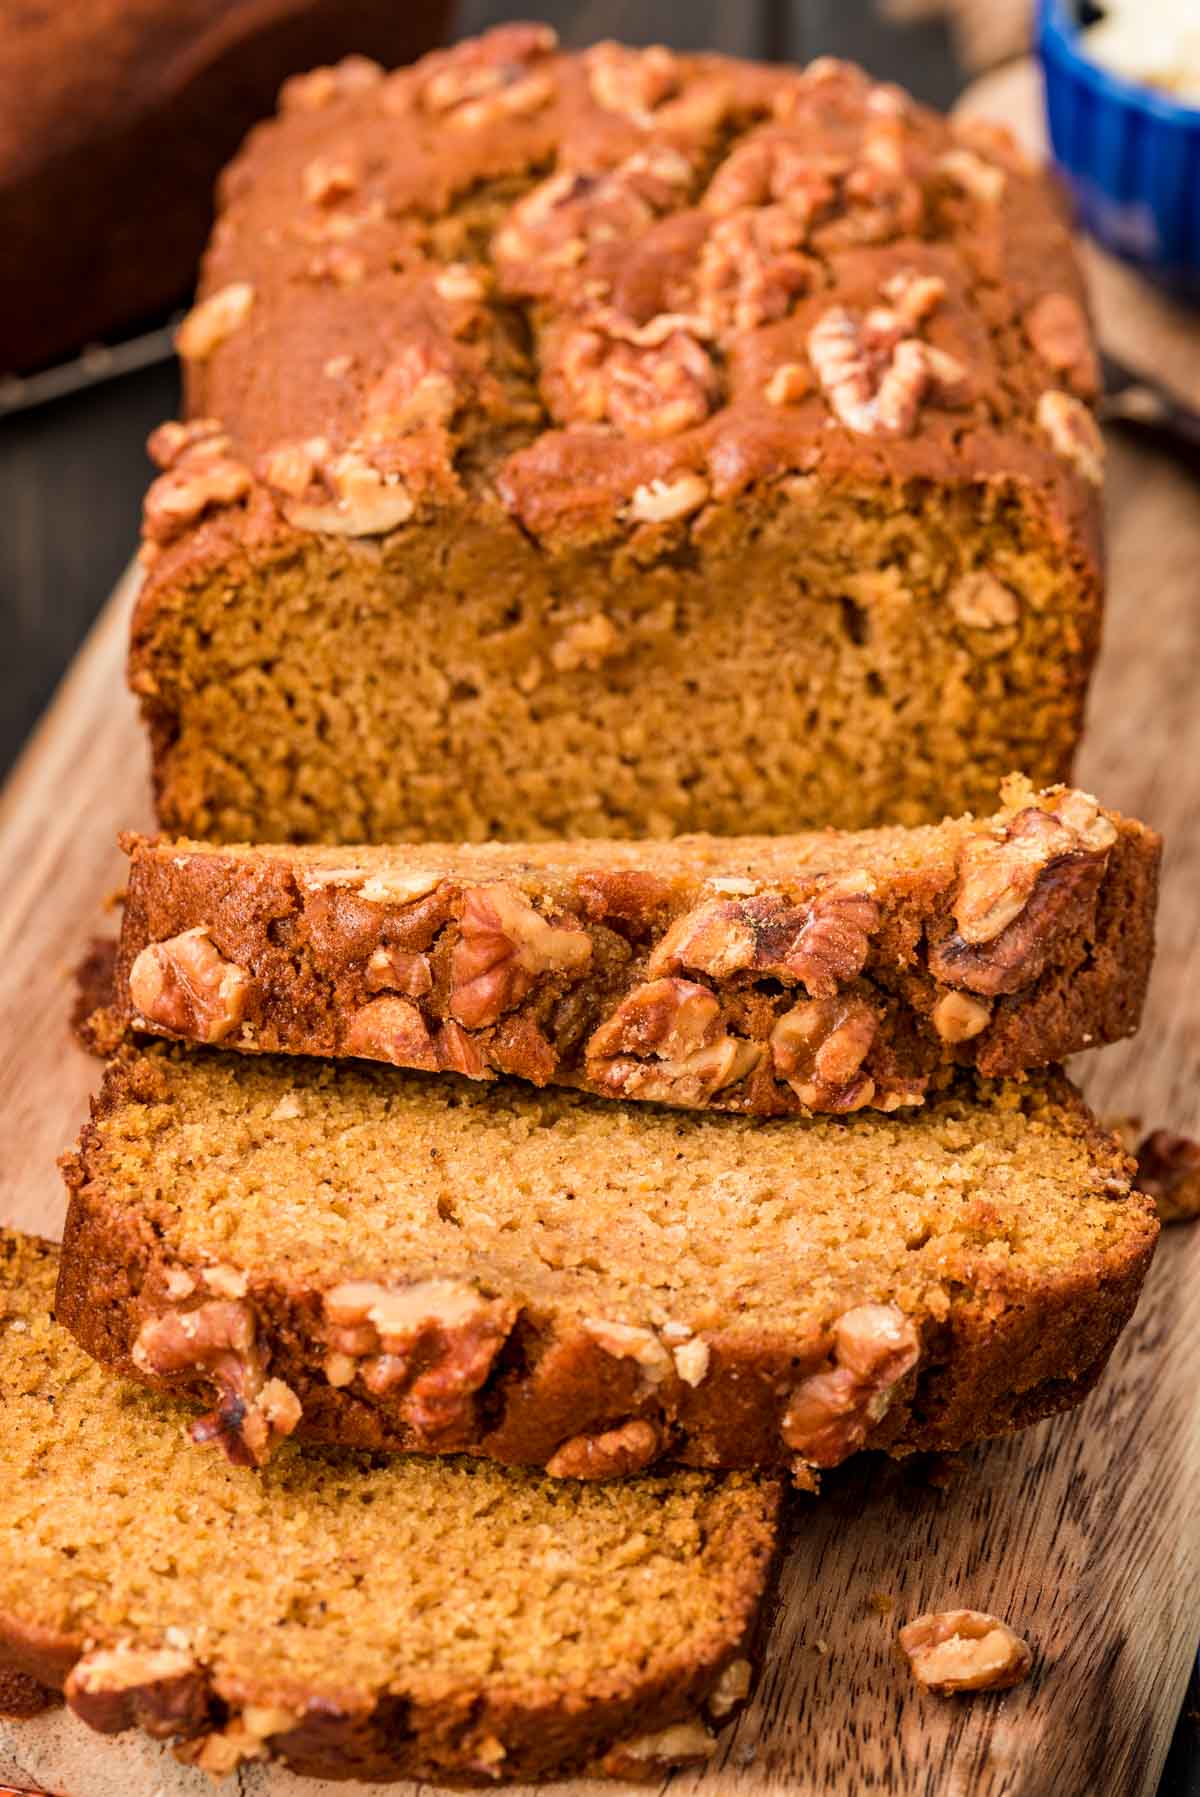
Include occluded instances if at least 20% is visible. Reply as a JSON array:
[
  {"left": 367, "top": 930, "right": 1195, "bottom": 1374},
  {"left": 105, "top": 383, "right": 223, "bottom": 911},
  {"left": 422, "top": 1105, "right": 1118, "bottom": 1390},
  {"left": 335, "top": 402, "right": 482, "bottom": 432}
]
[
  {"left": 0, "top": 1233, "right": 780, "bottom": 1782},
  {"left": 58, "top": 1046, "right": 1158, "bottom": 1480},
  {"left": 133, "top": 28, "right": 1105, "bottom": 844},
  {"left": 114, "top": 781, "right": 1160, "bottom": 1118}
]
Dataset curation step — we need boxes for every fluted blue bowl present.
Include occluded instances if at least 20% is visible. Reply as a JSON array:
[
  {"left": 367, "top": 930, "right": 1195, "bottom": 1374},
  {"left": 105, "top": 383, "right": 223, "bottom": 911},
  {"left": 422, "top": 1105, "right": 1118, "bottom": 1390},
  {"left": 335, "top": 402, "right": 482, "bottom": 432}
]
[{"left": 1038, "top": 0, "right": 1200, "bottom": 298}]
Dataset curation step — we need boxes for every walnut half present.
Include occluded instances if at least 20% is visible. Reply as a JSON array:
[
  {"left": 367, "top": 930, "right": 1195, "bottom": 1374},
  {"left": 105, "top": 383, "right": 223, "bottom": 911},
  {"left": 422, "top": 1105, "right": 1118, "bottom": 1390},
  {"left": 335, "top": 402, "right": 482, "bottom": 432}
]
[
  {"left": 132, "top": 1299, "right": 301, "bottom": 1468},
  {"left": 899, "top": 1609, "right": 1032, "bottom": 1694},
  {"left": 128, "top": 927, "right": 251, "bottom": 1044},
  {"left": 584, "top": 977, "right": 760, "bottom": 1106},
  {"left": 450, "top": 883, "right": 592, "bottom": 1030}
]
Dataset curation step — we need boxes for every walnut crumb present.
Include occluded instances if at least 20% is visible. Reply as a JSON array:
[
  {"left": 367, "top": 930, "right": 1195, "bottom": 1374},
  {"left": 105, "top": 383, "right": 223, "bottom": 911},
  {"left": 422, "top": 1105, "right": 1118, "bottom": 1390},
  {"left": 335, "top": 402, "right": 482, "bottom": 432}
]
[{"left": 175, "top": 282, "right": 254, "bottom": 361}]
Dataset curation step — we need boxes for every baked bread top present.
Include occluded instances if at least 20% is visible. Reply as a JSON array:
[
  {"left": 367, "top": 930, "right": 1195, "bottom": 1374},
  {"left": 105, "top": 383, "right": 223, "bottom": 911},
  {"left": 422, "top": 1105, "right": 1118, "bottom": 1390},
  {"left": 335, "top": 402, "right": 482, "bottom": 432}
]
[
  {"left": 0, "top": 1232, "right": 779, "bottom": 1783},
  {"left": 139, "top": 25, "right": 1103, "bottom": 586}
]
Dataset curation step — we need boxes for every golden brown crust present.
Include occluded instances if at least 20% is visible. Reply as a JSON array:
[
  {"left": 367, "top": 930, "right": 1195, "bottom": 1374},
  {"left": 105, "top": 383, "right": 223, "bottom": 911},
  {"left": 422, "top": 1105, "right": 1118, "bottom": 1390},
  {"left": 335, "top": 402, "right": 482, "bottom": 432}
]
[
  {"left": 56, "top": 1050, "right": 1159, "bottom": 1476},
  {"left": 127, "top": 32, "right": 1105, "bottom": 844},
  {"left": 111, "top": 785, "right": 1160, "bottom": 1115},
  {"left": 0, "top": 1233, "right": 781, "bottom": 1784}
]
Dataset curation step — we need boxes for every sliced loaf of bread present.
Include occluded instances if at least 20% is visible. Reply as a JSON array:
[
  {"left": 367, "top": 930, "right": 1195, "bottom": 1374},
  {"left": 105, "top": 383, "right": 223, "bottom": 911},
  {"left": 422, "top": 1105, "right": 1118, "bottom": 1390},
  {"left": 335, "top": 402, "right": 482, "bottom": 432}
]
[
  {"left": 58, "top": 1046, "right": 1158, "bottom": 1480},
  {"left": 114, "top": 781, "right": 1159, "bottom": 1117},
  {"left": 0, "top": 1233, "right": 779, "bottom": 1782}
]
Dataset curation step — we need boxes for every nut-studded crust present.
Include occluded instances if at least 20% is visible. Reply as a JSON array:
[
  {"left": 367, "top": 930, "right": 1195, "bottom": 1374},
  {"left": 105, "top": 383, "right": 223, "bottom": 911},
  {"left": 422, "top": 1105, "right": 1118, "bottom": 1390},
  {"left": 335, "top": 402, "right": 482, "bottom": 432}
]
[
  {"left": 56, "top": 1049, "right": 1158, "bottom": 1476},
  {"left": 111, "top": 783, "right": 1161, "bottom": 1118},
  {"left": 0, "top": 1233, "right": 780, "bottom": 1785},
  {"left": 128, "top": 30, "right": 1105, "bottom": 846}
]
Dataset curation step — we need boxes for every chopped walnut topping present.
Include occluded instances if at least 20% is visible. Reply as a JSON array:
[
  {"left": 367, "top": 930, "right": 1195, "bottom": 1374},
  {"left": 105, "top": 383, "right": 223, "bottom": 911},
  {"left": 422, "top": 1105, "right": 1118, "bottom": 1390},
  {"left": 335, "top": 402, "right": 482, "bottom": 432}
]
[
  {"left": 766, "top": 362, "right": 811, "bottom": 406},
  {"left": 146, "top": 418, "right": 230, "bottom": 471},
  {"left": 548, "top": 320, "right": 719, "bottom": 439},
  {"left": 345, "top": 995, "right": 438, "bottom": 1069},
  {"left": 495, "top": 147, "right": 693, "bottom": 288},
  {"left": 1025, "top": 292, "right": 1097, "bottom": 397},
  {"left": 437, "top": 1018, "right": 491, "bottom": 1080},
  {"left": 175, "top": 282, "right": 254, "bottom": 361},
  {"left": 952, "top": 793, "right": 1116, "bottom": 948},
  {"left": 302, "top": 154, "right": 361, "bottom": 206},
  {"left": 808, "top": 300, "right": 966, "bottom": 438},
  {"left": 280, "top": 56, "right": 383, "bottom": 112},
  {"left": 673, "top": 1337, "right": 711, "bottom": 1386},
  {"left": 132, "top": 1299, "right": 301, "bottom": 1468},
  {"left": 357, "top": 868, "right": 442, "bottom": 905},
  {"left": 585, "top": 41, "right": 680, "bottom": 121},
  {"left": 707, "top": 1658, "right": 753, "bottom": 1718},
  {"left": 551, "top": 613, "right": 622, "bottom": 672},
  {"left": 435, "top": 262, "right": 488, "bottom": 304},
  {"left": 649, "top": 876, "right": 878, "bottom": 996},
  {"left": 277, "top": 446, "right": 415, "bottom": 536},
  {"left": 65, "top": 1643, "right": 205, "bottom": 1739},
  {"left": 321, "top": 1279, "right": 516, "bottom": 1437},
  {"left": 696, "top": 206, "right": 815, "bottom": 336},
  {"left": 782, "top": 1303, "right": 920, "bottom": 1468},
  {"left": 629, "top": 473, "right": 710, "bottom": 524},
  {"left": 422, "top": 24, "right": 557, "bottom": 119},
  {"left": 931, "top": 990, "right": 992, "bottom": 1044},
  {"left": 1135, "top": 1130, "right": 1200, "bottom": 1224},
  {"left": 1037, "top": 390, "right": 1105, "bottom": 485},
  {"left": 949, "top": 571, "right": 1020, "bottom": 630},
  {"left": 142, "top": 455, "right": 251, "bottom": 549},
  {"left": 771, "top": 995, "right": 879, "bottom": 1112},
  {"left": 545, "top": 1417, "right": 664, "bottom": 1479},
  {"left": 899, "top": 1610, "right": 1032, "bottom": 1693},
  {"left": 128, "top": 927, "right": 251, "bottom": 1044},
  {"left": 582, "top": 1316, "right": 672, "bottom": 1384},
  {"left": 936, "top": 147, "right": 1007, "bottom": 205},
  {"left": 450, "top": 884, "right": 592, "bottom": 1030},
  {"left": 585, "top": 977, "right": 761, "bottom": 1105},
  {"left": 365, "top": 945, "right": 434, "bottom": 998}
]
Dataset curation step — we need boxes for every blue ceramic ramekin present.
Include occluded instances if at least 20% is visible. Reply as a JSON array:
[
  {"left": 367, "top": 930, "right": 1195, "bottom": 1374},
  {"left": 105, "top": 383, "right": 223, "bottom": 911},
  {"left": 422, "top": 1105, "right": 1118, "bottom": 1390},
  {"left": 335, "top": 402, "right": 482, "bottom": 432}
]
[{"left": 1038, "top": 0, "right": 1200, "bottom": 297}]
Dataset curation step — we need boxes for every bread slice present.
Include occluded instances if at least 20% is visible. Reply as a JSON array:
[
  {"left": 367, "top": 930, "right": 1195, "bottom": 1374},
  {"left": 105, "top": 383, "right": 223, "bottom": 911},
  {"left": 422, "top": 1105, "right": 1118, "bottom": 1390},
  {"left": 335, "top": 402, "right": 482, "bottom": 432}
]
[
  {"left": 58, "top": 1045, "right": 1158, "bottom": 1479},
  {"left": 0, "top": 1233, "right": 779, "bottom": 1782},
  {"left": 114, "top": 780, "right": 1160, "bottom": 1118}
]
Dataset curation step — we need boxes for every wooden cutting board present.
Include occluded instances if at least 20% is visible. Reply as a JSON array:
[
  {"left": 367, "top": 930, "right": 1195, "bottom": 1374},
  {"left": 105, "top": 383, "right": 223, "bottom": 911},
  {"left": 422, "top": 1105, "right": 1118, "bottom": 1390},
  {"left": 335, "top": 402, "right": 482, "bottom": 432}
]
[{"left": 1, "top": 444, "right": 1200, "bottom": 1792}]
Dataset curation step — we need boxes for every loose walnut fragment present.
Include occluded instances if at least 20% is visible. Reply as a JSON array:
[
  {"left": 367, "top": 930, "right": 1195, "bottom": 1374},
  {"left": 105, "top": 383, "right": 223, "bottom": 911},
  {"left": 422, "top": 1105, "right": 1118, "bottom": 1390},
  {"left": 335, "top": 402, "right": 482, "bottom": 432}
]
[
  {"left": 948, "top": 571, "right": 1020, "bottom": 631},
  {"left": 930, "top": 791, "right": 1117, "bottom": 996},
  {"left": 321, "top": 1279, "right": 516, "bottom": 1438},
  {"left": 1135, "top": 1130, "right": 1200, "bottom": 1223},
  {"left": 128, "top": 927, "right": 251, "bottom": 1044},
  {"left": 585, "top": 977, "right": 760, "bottom": 1106},
  {"left": 1025, "top": 293, "right": 1098, "bottom": 398},
  {"left": 931, "top": 990, "right": 992, "bottom": 1044},
  {"left": 65, "top": 1643, "right": 207, "bottom": 1739},
  {"left": 345, "top": 995, "right": 438, "bottom": 1069},
  {"left": 649, "top": 876, "right": 879, "bottom": 997},
  {"left": 899, "top": 1610, "right": 1032, "bottom": 1694},
  {"left": 132, "top": 1299, "right": 301, "bottom": 1468},
  {"left": 176, "top": 282, "right": 254, "bottom": 361},
  {"left": 450, "top": 884, "right": 592, "bottom": 1029},
  {"left": 771, "top": 995, "right": 879, "bottom": 1112},
  {"left": 1037, "top": 390, "right": 1105, "bottom": 486},
  {"left": 545, "top": 1417, "right": 664, "bottom": 1479},
  {"left": 782, "top": 1303, "right": 920, "bottom": 1468},
  {"left": 707, "top": 1657, "right": 753, "bottom": 1718}
]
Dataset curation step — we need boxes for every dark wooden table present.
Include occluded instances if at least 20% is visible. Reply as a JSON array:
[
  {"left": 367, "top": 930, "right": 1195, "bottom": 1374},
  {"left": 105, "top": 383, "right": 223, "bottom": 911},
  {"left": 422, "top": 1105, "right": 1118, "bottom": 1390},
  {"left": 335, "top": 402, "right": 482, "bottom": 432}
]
[{"left": 1, "top": 3, "right": 1196, "bottom": 1790}]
